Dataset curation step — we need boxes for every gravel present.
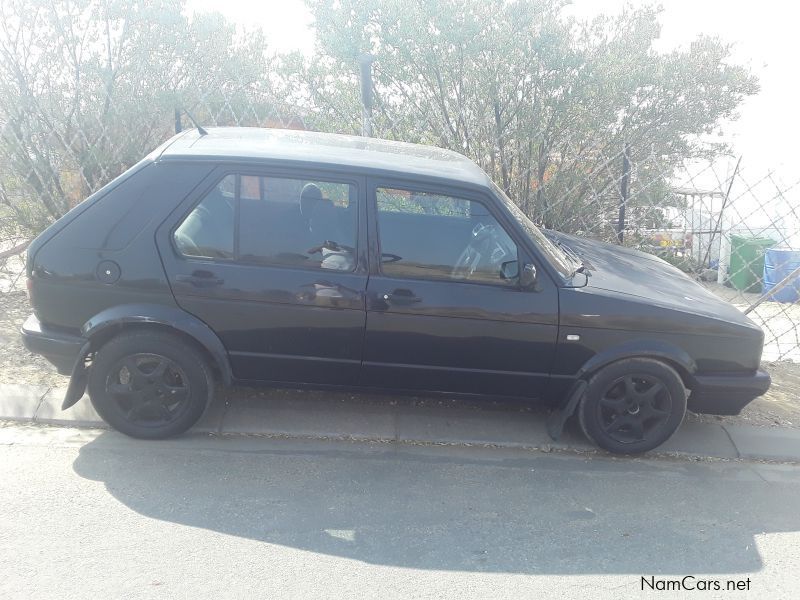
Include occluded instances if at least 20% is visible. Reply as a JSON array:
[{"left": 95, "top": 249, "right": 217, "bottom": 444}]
[
  {"left": 2, "top": 290, "right": 798, "bottom": 427},
  {"left": 0, "top": 291, "right": 64, "bottom": 388}
]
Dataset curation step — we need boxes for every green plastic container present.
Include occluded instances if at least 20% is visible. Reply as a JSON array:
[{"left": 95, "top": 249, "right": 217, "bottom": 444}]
[{"left": 728, "top": 235, "right": 776, "bottom": 292}]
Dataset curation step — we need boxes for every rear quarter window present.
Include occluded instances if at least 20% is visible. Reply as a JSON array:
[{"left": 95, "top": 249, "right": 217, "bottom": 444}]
[{"left": 40, "top": 162, "right": 214, "bottom": 252}]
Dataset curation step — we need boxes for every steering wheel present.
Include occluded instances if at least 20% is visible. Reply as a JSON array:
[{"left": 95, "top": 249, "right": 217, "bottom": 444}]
[
  {"left": 451, "top": 222, "right": 498, "bottom": 279},
  {"left": 451, "top": 245, "right": 480, "bottom": 279}
]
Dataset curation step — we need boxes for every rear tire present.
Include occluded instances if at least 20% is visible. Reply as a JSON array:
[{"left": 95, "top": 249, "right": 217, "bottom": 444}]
[
  {"left": 578, "top": 358, "right": 686, "bottom": 454},
  {"left": 87, "top": 330, "right": 214, "bottom": 439}
]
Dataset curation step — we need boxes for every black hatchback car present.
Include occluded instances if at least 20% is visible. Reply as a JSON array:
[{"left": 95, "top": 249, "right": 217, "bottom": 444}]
[{"left": 21, "top": 127, "right": 770, "bottom": 453}]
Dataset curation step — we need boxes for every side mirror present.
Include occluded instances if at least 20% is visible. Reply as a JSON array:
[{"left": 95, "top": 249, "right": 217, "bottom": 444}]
[
  {"left": 499, "top": 260, "right": 519, "bottom": 280},
  {"left": 519, "top": 262, "right": 538, "bottom": 289}
]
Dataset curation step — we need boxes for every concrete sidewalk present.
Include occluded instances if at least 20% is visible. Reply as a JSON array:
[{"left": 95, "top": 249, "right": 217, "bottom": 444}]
[{"left": 2, "top": 382, "right": 800, "bottom": 462}]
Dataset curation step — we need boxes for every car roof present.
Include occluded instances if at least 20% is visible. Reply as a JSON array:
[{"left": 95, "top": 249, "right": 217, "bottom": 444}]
[{"left": 157, "top": 127, "right": 492, "bottom": 187}]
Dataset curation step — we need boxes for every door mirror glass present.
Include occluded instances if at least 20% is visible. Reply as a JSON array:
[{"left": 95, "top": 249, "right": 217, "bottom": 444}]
[
  {"left": 499, "top": 260, "right": 519, "bottom": 280},
  {"left": 520, "top": 263, "right": 537, "bottom": 289}
]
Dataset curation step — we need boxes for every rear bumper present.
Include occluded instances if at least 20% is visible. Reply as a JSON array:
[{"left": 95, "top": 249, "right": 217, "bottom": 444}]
[
  {"left": 688, "top": 369, "right": 771, "bottom": 416},
  {"left": 20, "top": 314, "right": 85, "bottom": 375}
]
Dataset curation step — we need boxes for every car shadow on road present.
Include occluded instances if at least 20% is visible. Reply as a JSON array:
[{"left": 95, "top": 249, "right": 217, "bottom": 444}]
[{"left": 72, "top": 431, "right": 800, "bottom": 575}]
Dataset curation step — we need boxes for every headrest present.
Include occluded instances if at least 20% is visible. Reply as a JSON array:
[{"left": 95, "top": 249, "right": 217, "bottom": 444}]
[{"left": 300, "top": 183, "right": 323, "bottom": 218}]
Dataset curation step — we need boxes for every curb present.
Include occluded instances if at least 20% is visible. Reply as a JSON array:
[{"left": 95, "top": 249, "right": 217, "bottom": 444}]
[{"left": 2, "top": 383, "right": 800, "bottom": 463}]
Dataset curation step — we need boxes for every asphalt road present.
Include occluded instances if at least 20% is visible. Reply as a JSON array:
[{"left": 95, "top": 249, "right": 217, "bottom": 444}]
[{"left": 1, "top": 424, "right": 800, "bottom": 599}]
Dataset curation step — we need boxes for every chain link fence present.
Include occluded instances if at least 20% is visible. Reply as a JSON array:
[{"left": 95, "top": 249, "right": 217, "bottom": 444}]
[
  {"left": 1, "top": 0, "right": 798, "bottom": 363},
  {"left": 533, "top": 150, "right": 800, "bottom": 363}
]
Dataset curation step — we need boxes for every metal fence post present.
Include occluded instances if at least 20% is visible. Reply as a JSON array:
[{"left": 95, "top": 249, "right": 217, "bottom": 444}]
[
  {"left": 358, "top": 54, "right": 375, "bottom": 137},
  {"left": 617, "top": 143, "right": 631, "bottom": 244},
  {"left": 703, "top": 156, "right": 741, "bottom": 269}
]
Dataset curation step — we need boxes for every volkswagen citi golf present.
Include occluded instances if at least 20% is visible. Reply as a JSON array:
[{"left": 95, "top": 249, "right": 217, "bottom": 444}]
[{"left": 21, "top": 128, "right": 770, "bottom": 453}]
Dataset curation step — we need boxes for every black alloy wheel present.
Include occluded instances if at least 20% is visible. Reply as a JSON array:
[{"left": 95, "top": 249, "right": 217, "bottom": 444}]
[
  {"left": 578, "top": 358, "right": 687, "bottom": 454},
  {"left": 596, "top": 374, "right": 672, "bottom": 444},
  {"left": 105, "top": 353, "right": 191, "bottom": 427},
  {"left": 88, "top": 331, "right": 214, "bottom": 439}
]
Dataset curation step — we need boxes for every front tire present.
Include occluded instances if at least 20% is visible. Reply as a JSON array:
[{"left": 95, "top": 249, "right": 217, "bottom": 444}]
[
  {"left": 578, "top": 358, "right": 687, "bottom": 454},
  {"left": 87, "top": 330, "right": 214, "bottom": 439}
]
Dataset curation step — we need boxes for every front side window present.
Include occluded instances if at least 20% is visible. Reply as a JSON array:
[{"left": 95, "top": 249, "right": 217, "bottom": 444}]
[
  {"left": 174, "top": 173, "right": 357, "bottom": 271},
  {"left": 491, "top": 182, "right": 573, "bottom": 278},
  {"left": 376, "top": 187, "right": 519, "bottom": 286}
]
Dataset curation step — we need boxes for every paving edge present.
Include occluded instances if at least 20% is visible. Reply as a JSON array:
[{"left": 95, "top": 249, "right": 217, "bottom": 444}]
[{"left": 2, "top": 383, "right": 800, "bottom": 463}]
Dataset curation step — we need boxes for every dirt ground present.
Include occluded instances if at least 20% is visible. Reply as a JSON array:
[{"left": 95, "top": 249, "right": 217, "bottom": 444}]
[
  {"left": 1, "top": 290, "right": 798, "bottom": 428},
  {"left": 0, "top": 291, "right": 63, "bottom": 389}
]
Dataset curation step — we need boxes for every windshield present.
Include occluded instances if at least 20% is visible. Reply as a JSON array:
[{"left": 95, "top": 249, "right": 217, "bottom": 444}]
[{"left": 491, "top": 182, "right": 574, "bottom": 278}]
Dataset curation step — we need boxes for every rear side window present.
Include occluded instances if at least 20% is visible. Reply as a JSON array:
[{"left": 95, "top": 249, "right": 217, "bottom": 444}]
[
  {"left": 174, "top": 173, "right": 357, "bottom": 271},
  {"left": 174, "top": 175, "right": 236, "bottom": 259}
]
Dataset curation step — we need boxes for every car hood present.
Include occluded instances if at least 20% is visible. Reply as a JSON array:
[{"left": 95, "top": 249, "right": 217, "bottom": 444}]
[{"left": 545, "top": 231, "right": 757, "bottom": 328}]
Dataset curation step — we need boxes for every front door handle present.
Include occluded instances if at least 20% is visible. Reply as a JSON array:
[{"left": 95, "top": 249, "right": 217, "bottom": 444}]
[
  {"left": 176, "top": 271, "right": 224, "bottom": 287},
  {"left": 382, "top": 289, "right": 421, "bottom": 306}
]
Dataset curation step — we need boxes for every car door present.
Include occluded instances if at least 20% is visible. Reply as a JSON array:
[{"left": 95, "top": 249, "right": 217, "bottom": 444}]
[
  {"left": 157, "top": 165, "right": 367, "bottom": 385},
  {"left": 362, "top": 179, "right": 559, "bottom": 399}
]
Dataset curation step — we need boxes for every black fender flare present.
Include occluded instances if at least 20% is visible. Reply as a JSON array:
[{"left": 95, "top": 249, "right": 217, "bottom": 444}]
[
  {"left": 546, "top": 339, "right": 696, "bottom": 440},
  {"left": 574, "top": 339, "right": 697, "bottom": 382},
  {"left": 81, "top": 303, "right": 233, "bottom": 386},
  {"left": 62, "top": 303, "right": 233, "bottom": 410}
]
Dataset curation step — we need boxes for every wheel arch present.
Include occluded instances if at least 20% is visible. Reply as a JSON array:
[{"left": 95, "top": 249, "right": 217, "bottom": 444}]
[
  {"left": 575, "top": 339, "right": 697, "bottom": 390},
  {"left": 82, "top": 303, "right": 232, "bottom": 387},
  {"left": 546, "top": 341, "right": 696, "bottom": 442}
]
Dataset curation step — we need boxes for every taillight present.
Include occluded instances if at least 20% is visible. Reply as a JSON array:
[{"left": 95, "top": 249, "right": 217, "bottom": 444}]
[{"left": 26, "top": 276, "right": 33, "bottom": 301}]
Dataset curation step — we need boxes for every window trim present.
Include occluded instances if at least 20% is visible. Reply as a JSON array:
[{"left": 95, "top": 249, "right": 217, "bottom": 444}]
[
  {"left": 370, "top": 180, "right": 526, "bottom": 289},
  {"left": 169, "top": 166, "right": 363, "bottom": 274},
  {"left": 233, "top": 174, "right": 241, "bottom": 259}
]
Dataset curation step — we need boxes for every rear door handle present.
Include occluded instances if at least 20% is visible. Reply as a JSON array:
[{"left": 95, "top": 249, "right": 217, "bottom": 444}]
[
  {"left": 382, "top": 289, "right": 421, "bottom": 305},
  {"left": 176, "top": 271, "right": 224, "bottom": 287}
]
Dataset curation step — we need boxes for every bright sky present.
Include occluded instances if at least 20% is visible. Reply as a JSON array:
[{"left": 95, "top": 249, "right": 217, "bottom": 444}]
[
  {"left": 185, "top": 0, "right": 800, "bottom": 187},
  {"left": 571, "top": 0, "right": 800, "bottom": 189}
]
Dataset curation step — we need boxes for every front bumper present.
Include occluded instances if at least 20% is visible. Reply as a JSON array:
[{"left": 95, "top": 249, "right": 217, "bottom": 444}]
[
  {"left": 20, "top": 314, "right": 85, "bottom": 375},
  {"left": 688, "top": 369, "right": 772, "bottom": 416}
]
